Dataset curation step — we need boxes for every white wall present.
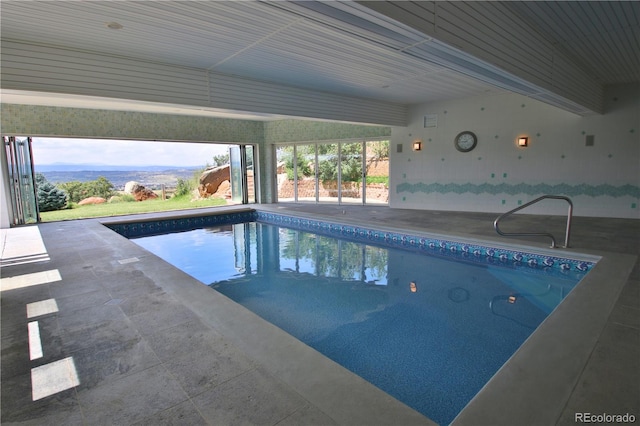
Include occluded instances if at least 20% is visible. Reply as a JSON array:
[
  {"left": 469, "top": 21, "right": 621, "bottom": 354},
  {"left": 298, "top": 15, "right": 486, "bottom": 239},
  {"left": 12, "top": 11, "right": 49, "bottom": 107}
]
[{"left": 390, "top": 84, "right": 639, "bottom": 218}]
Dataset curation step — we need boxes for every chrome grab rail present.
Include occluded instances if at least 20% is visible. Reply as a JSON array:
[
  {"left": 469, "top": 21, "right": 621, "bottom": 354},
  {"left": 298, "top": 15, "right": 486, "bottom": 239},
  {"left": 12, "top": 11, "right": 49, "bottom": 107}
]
[{"left": 493, "top": 195, "right": 573, "bottom": 248}]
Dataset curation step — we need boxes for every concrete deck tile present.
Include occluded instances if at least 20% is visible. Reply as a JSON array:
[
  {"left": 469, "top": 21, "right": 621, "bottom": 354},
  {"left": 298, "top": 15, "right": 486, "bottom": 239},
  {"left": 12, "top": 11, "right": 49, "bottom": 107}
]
[
  {"left": 48, "top": 277, "right": 105, "bottom": 299},
  {"left": 55, "top": 288, "right": 114, "bottom": 314},
  {"left": 59, "top": 317, "right": 142, "bottom": 354},
  {"left": 56, "top": 303, "right": 129, "bottom": 332},
  {"left": 132, "top": 400, "right": 209, "bottom": 426},
  {"left": 127, "top": 301, "right": 200, "bottom": 335},
  {"left": 618, "top": 279, "right": 639, "bottom": 309},
  {"left": 275, "top": 404, "right": 338, "bottom": 425},
  {"left": 163, "top": 345, "right": 255, "bottom": 397},
  {"left": 0, "top": 371, "right": 80, "bottom": 425},
  {"left": 609, "top": 302, "right": 640, "bottom": 328},
  {"left": 77, "top": 364, "right": 188, "bottom": 425},
  {"left": 28, "top": 317, "right": 66, "bottom": 362},
  {"left": 72, "top": 337, "right": 161, "bottom": 391},
  {"left": 1, "top": 315, "right": 62, "bottom": 371},
  {"left": 97, "top": 271, "right": 165, "bottom": 299},
  {"left": 1, "top": 301, "right": 31, "bottom": 331},
  {"left": 143, "top": 320, "right": 227, "bottom": 361},
  {"left": 117, "top": 290, "right": 177, "bottom": 317},
  {"left": 1, "top": 337, "right": 30, "bottom": 380},
  {"left": 192, "top": 367, "right": 306, "bottom": 426}
]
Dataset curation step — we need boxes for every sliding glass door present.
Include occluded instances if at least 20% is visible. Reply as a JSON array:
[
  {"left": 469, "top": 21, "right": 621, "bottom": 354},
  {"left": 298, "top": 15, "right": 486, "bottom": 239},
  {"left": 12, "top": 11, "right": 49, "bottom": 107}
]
[
  {"left": 339, "top": 142, "right": 364, "bottom": 204},
  {"left": 275, "top": 140, "right": 388, "bottom": 205},
  {"left": 3, "top": 136, "right": 39, "bottom": 225},
  {"left": 229, "top": 144, "right": 257, "bottom": 204}
]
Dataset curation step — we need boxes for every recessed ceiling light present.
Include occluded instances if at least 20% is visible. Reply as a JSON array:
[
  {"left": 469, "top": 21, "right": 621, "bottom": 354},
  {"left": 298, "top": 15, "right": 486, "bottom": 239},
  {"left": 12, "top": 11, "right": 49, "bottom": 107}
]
[{"left": 105, "top": 22, "right": 123, "bottom": 30}]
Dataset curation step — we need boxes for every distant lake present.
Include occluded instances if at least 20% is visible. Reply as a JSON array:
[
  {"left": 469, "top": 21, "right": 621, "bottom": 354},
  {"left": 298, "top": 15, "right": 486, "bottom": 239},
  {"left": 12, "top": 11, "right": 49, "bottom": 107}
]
[{"left": 36, "top": 167, "right": 202, "bottom": 190}]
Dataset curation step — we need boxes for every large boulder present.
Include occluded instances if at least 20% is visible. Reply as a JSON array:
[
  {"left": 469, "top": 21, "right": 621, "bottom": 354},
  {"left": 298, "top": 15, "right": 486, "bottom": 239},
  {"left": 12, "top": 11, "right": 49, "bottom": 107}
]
[
  {"left": 199, "top": 165, "right": 230, "bottom": 197},
  {"left": 132, "top": 185, "right": 158, "bottom": 201},
  {"left": 124, "top": 181, "right": 140, "bottom": 194},
  {"left": 125, "top": 181, "right": 157, "bottom": 201},
  {"left": 78, "top": 196, "right": 106, "bottom": 205},
  {"left": 213, "top": 180, "right": 232, "bottom": 199}
]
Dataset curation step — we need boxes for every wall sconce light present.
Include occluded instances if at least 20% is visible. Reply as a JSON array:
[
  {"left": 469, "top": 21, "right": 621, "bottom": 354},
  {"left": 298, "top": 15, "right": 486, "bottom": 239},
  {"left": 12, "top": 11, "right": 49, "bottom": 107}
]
[
  {"left": 412, "top": 139, "right": 423, "bottom": 151},
  {"left": 517, "top": 137, "right": 529, "bottom": 147}
]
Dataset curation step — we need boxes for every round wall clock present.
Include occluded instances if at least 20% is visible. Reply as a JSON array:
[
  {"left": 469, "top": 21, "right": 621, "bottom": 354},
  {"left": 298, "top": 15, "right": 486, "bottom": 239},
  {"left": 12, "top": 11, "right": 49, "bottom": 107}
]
[{"left": 454, "top": 131, "right": 477, "bottom": 152}]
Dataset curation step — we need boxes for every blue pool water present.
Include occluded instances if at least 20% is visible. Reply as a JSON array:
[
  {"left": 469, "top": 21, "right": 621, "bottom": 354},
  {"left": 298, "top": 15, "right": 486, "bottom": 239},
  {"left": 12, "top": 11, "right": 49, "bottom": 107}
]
[{"left": 118, "top": 213, "right": 590, "bottom": 425}]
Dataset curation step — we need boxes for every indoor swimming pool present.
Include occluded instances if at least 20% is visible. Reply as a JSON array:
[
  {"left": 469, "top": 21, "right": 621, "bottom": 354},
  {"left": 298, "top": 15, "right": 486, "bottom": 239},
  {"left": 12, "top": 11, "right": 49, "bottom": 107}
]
[{"left": 108, "top": 211, "right": 594, "bottom": 425}]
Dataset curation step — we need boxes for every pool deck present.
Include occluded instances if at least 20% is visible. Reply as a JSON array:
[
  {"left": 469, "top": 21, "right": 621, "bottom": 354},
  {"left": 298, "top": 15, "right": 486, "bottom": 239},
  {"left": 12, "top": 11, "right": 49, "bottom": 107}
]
[{"left": 1, "top": 204, "right": 638, "bottom": 425}]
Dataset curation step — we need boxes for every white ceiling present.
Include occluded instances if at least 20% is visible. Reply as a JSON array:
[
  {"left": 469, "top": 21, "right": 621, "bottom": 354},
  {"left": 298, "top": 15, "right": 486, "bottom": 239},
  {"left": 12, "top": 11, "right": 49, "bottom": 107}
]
[
  {"left": 1, "top": 1, "right": 638, "bottom": 120},
  {"left": 504, "top": 1, "right": 639, "bottom": 85}
]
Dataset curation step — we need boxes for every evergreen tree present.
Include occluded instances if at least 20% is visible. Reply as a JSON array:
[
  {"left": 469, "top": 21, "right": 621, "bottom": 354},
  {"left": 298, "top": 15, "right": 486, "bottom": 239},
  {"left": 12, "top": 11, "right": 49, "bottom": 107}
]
[{"left": 35, "top": 173, "right": 67, "bottom": 212}]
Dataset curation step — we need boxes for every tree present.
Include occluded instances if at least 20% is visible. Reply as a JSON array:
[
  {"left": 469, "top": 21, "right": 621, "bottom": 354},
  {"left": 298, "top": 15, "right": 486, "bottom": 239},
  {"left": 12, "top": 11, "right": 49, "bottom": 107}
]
[
  {"left": 84, "top": 176, "right": 115, "bottom": 199},
  {"left": 285, "top": 150, "right": 312, "bottom": 180},
  {"left": 35, "top": 173, "right": 67, "bottom": 212},
  {"left": 58, "top": 176, "right": 115, "bottom": 203},
  {"left": 213, "top": 153, "right": 229, "bottom": 167},
  {"left": 277, "top": 146, "right": 313, "bottom": 181},
  {"left": 57, "top": 181, "right": 84, "bottom": 203},
  {"left": 318, "top": 143, "right": 362, "bottom": 183},
  {"left": 368, "top": 140, "right": 389, "bottom": 159}
]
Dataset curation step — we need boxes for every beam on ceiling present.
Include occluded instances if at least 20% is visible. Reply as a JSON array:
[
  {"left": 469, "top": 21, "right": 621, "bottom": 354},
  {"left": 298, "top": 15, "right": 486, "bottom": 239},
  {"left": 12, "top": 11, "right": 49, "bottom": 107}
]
[{"left": 357, "top": 1, "right": 604, "bottom": 115}]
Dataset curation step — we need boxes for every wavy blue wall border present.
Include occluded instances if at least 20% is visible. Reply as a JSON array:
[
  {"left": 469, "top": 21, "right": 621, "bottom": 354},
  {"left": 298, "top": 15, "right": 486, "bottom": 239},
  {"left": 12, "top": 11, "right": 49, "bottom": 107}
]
[{"left": 396, "top": 182, "right": 640, "bottom": 198}]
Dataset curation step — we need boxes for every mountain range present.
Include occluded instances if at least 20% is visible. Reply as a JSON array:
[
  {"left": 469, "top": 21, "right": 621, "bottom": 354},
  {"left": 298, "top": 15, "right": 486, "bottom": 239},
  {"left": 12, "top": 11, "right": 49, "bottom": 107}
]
[
  {"left": 35, "top": 164, "right": 203, "bottom": 190},
  {"left": 35, "top": 163, "right": 199, "bottom": 172}
]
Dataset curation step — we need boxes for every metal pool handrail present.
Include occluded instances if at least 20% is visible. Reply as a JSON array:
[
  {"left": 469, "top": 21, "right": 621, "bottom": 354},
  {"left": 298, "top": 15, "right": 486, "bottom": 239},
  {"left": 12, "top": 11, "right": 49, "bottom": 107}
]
[{"left": 493, "top": 195, "right": 573, "bottom": 248}]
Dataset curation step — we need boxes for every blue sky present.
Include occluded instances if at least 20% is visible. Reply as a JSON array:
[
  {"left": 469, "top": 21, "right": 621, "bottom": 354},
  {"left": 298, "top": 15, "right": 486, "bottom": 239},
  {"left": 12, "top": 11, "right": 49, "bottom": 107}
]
[{"left": 32, "top": 138, "right": 230, "bottom": 167}]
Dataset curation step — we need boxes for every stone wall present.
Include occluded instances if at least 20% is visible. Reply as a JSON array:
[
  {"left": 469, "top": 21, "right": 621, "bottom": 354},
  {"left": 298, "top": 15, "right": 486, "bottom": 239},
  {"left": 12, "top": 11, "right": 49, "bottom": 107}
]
[{"left": 277, "top": 179, "right": 388, "bottom": 202}]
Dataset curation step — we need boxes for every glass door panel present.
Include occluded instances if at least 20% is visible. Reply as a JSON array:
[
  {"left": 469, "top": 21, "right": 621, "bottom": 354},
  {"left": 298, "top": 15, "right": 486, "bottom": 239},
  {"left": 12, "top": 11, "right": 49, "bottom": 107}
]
[
  {"left": 295, "top": 144, "right": 317, "bottom": 203},
  {"left": 229, "top": 145, "right": 243, "bottom": 204},
  {"left": 340, "top": 142, "right": 363, "bottom": 204},
  {"left": 229, "top": 144, "right": 256, "bottom": 204},
  {"left": 4, "top": 136, "right": 39, "bottom": 225},
  {"left": 365, "top": 140, "right": 389, "bottom": 205},
  {"left": 275, "top": 145, "right": 294, "bottom": 202},
  {"left": 245, "top": 145, "right": 256, "bottom": 204},
  {"left": 317, "top": 143, "right": 338, "bottom": 204}
]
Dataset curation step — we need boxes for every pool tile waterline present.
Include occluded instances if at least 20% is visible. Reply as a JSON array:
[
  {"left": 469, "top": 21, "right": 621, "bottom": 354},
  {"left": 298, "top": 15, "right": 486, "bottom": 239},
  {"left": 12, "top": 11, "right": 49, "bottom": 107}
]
[{"left": 106, "top": 211, "right": 594, "bottom": 278}]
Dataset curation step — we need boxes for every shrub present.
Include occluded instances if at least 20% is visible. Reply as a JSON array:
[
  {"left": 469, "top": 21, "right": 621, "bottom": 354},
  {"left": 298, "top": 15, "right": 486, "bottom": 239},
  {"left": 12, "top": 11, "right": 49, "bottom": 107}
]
[
  {"left": 175, "top": 178, "right": 193, "bottom": 197},
  {"left": 108, "top": 194, "right": 135, "bottom": 203},
  {"left": 35, "top": 173, "right": 67, "bottom": 212}
]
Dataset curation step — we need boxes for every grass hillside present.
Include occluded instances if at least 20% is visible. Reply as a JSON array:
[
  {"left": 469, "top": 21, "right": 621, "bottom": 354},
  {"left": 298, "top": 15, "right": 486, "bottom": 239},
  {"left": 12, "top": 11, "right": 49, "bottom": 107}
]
[{"left": 39, "top": 194, "right": 227, "bottom": 222}]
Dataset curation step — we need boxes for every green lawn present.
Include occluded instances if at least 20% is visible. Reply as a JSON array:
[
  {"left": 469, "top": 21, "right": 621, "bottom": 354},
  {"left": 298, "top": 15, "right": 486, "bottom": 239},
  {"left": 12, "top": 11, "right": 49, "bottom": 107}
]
[{"left": 39, "top": 195, "right": 228, "bottom": 222}]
